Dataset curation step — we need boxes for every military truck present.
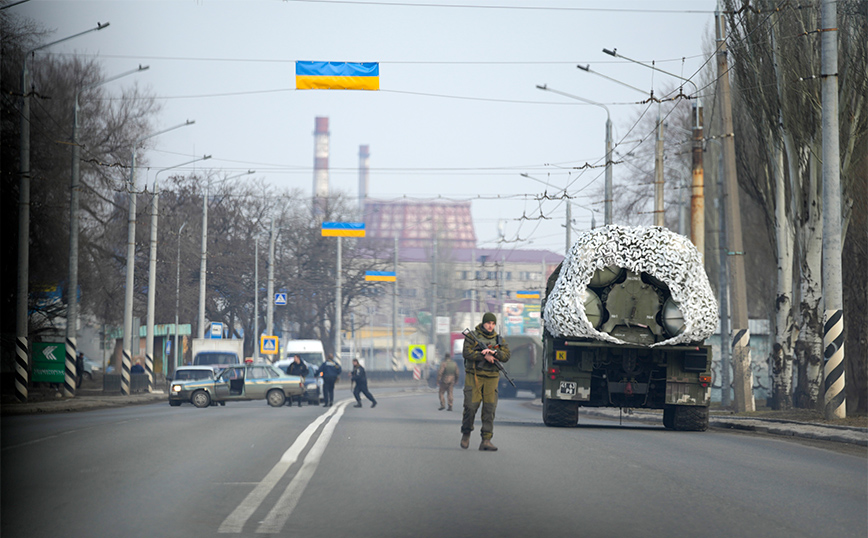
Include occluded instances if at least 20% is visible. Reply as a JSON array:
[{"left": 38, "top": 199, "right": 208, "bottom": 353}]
[
  {"left": 498, "top": 334, "right": 543, "bottom": 399},
  {"left": 541, "top": 225, "right": 718, "bottom": 431}
]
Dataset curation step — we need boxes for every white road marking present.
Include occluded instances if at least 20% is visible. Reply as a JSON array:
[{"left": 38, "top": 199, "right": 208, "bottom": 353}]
[
  {"left": 256, "top": 401, "right": 348, "bottom": 534},
  {"left": 217, "top": 400, "right": 349, "bottom": 534}
]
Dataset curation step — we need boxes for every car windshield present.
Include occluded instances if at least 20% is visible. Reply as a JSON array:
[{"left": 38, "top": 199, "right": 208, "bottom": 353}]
[
  {"left": 196, "top": 353, "right": 237, "bottom": 365},
  {"left": 174, "top": 369, "right": 213, "bottom": 381}
]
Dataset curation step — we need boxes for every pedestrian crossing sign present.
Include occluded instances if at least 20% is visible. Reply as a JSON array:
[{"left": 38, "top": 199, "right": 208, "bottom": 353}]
[
  {"left": 260, "top": 335, "right": 278, "bottom": 355},
  {"left": 408, "top": 345, "right": 426, "bottom": 364}
]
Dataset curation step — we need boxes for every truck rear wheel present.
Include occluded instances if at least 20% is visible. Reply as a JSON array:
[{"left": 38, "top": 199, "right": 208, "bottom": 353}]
[
  {"left": 664, "top": 405, "right": 708, "bottom": 431},
  {"left": 543, "top": 397, "right": 579, "bottom": 427}
]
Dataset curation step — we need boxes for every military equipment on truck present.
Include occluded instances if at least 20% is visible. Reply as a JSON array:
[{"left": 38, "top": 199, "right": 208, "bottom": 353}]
[{"left": 541, "top": 225, "right": 718, "bottom": 431}]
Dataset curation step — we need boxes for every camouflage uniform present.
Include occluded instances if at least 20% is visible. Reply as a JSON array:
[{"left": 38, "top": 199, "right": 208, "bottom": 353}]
[
  {"left": 461, "top": 323, "right": 510, "bottom": 441},
  {"left": 437, "top": 354, "right": 459, "bottom": 410}
]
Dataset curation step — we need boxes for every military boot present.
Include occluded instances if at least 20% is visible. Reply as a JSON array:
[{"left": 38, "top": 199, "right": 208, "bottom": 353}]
[
  {"left": 460, "top": 432, "right": 470, "bottom": 449},
  {"left": 479, "top": 439, "right": 498, "bottom": 451}
]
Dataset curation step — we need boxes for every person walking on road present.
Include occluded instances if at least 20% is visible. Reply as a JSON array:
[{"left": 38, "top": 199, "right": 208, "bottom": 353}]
[
  {"left": 437, "top": 352, "right": 459, "bottom": 411},
  {"left": 350, "top": 358, "right": 377, "bottom": 408},
  {"left": 286, "top": 354, "right": 309, "bottom": 407},
  {"left": 317, "top": 354, "right": 342, "bottom": 407},
  {"left": 461, "top": 312, "right": 510, "bottom": 451},
  {"left": 75, "top": 352, "right": 85, "bottom": 388}
]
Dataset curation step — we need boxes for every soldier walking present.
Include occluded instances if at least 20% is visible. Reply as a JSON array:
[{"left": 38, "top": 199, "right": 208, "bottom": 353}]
[
  {"left": 317, "top": 354, "right": 342, "bottom": 407},
  {"left": 461, "top": 312, "right": 510, "bottom": 451},
  {"left": 437, "top": 352, "right": 459, "bottom": 411},
  {"left": 350, "top": 358, "right": 377, "bottom": 408}
]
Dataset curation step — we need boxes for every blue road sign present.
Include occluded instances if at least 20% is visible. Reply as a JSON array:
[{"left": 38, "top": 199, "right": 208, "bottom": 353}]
[{"left": 274, "top": 293, "right": 287, "bottom": 306}]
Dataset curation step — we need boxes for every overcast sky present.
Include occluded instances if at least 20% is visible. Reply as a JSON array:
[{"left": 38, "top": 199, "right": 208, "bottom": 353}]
[{"left": 17, "top": 0, "right": 719, "bottom": 255}]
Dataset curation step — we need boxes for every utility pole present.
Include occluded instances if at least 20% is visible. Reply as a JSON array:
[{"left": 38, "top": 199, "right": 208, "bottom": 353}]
[
  {"left": 820, "top": 0, "right": 845, "bottom": 419},
  {"left": 267, "top": 218, "right": 275, "bottom": 339},
  {"left": 717, "top": 152, "right": 731, "bottom": 407},
  {"left": 430, "top": 235, "right": 438, "bottom": 378},
  {"left": 392, "top": 236, "right": 398, "bottom": 368},
  {"left": 254, "top": 239, "right": 259, "bottom": 361},
  {"left": 335, "top": 237, "right": 342, "bottom": 360},
  {"left": 654, "top": 110, "right": 665, "bottom": 227},
  {"left": 565, "top": 201, "right": 572, "bottom": 254},
  {"left": 716, "top": 8, "right": 754, "bottom": 412},
  {"left": 198, "top": 182, "right": 208, "bottom": 339},
  {"left": 691, "top": 103, "right": 705, "bottom": 257}
]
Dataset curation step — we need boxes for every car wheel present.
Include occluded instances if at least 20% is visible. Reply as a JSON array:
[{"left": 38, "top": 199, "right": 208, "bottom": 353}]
[
  {"left": 267, "top": 389, "right": 287, "bottom": 407},
  {"left": 169, "top": 400, "right": 182, "bottom": 407},
  {"left": 191, "top": 390, "right": 211, "bottom": 408}
]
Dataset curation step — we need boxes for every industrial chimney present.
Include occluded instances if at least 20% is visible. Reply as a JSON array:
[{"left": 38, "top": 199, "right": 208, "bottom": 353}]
[
  {"left": 313, "top": 117, "right": 330, "bottom": 214},
  {"left": 358, "top": 144, "right": 370, "bottom": 214}
]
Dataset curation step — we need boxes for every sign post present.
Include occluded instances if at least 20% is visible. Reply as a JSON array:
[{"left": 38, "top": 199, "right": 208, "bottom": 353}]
[{"left": 322, "top": 222, "right": 366, "bottom": 359}]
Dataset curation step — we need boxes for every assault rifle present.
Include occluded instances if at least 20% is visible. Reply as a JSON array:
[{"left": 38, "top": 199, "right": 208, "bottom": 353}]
[{"left": 461, "top": 328, "right": 516, "bottom": 388}]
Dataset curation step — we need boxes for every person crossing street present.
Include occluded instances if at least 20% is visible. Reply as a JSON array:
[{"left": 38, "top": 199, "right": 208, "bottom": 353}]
[
  {"left": 316, "top": 354, "right": 342, "bottom": 407},
  {"left": 461, "top": 312, "right": 510, "bottom": 451},
  {"left": 350, "top": 358, "right": 377, "bottom": 408}
]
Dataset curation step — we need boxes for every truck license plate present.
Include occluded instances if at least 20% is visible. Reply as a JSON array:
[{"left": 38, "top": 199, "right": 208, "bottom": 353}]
[{"left": 559, "top": 381, "right": 577, "bottom": 395}]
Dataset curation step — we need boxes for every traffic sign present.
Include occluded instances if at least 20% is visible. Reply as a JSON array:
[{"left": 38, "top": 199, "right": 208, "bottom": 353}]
[
  {"left": 408, "top": 345, "right": 426, "bottom": 364},
  {"left": 274, "top": 292, "right": 287, "bottom": 306},
  {"left": 260, "top": 335, "right": 278, "bottom": 355},
  {"left": 32, "top": 342, "right": 64, "bottom": 383},
  {"left": 209, "top": 322, "right": 223, "bottom": 339}
]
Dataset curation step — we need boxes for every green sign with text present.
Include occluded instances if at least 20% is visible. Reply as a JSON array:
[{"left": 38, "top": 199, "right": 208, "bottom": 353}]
[{"left": 32, "top": 342, "right": 65, "bottom": 383}]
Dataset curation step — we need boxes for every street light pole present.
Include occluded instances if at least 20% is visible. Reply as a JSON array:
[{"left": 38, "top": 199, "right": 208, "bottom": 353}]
[
  {"left": 146, "top": 155, "right": 210, "bottom": 391},
  {"left": 122, "top": 120, "right": 195, "bottom": 396},
  {"left": 16, "top": 22, "right": 109, "bottom": 402},
  {"left": 536, "top": 84, "right": 613, "bottom": 226},
  {"left": 67, "top": 64, "right": 148, "bottom": 397}
]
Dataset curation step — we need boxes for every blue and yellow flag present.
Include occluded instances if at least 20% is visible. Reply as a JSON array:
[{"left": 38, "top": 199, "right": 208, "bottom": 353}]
[
  {"left": 365, "top": 271, "right": 397, "bottom": 282},
  {"left": 296, "top": 61, "right": 379, "bottom": 90},
  {"left": 516, "top": 290, "right": 541, "bottom": 299},
  {"left": 321, "top": 222, "right": 366, "bottom": 237}
]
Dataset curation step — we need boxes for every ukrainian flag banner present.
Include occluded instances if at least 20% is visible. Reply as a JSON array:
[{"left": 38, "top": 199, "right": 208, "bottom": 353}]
[
  {"left": 365, "top": 271, "right": 397, "bottom": 282},
  {"left": 516, "top": 290, "right": 541, "bottom": 299},
  {"left": 296, "top": 61, "right": 379, "bottom": 90},
  {"left": 321, "top": 222, "right": 366, "bottom": 237}
]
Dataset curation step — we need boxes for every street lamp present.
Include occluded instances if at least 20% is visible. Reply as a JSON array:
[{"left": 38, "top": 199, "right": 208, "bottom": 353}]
[
  {"left": 66, "top": 64, "right": 148, "bottom": 397},
  {"left": 601, "top": 48, "right": 704, "bottom": 253},
  {"left": 146, "top": 155, "right": 211, "bottom": 390},
  {"left": 536, "top": 84, "right": 614, "bottom": 227},
  {"left": 198, "top": 170, "right": 255, "bottom": 340},
  {"left": 122, "top": 120, "right": 195, "bottom": 396},
  {"left": 15, "top": 21, "right": 109, "bottom": 402}
]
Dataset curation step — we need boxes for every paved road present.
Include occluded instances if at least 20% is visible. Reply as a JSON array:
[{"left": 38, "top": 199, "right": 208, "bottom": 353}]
[{"left": 2, "top": 388, "right": 865, "bottom": 538}]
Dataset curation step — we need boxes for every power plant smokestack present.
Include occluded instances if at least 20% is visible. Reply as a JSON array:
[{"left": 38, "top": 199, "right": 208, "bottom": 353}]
[
  {"left": 358, "top": 144, "right": 369, "bottom": 214},
  {"left": 313, "top": 117, "right": 330, "bottom": 214}
]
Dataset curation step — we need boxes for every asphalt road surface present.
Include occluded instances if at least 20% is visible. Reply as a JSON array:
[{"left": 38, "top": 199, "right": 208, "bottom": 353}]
[{"left": 2, "top": 387, "right": 866, "bottom": 538}]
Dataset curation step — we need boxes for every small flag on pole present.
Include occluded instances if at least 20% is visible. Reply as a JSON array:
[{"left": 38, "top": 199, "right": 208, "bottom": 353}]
[
  {"left": 365, "top": 271, "right": 397, "bottom": 282},
  {"left": 296, "top": 61, "right": 379, "bottom": 90},
  {"left": 516, "top": 290, "right": 541, "bottom": 299},
  {"left": 321, "top": 222, "right": 366, "bottom": 237}
]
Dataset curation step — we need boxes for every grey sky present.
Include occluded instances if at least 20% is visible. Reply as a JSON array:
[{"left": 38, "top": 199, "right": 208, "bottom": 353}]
[{"left": 18, "top": 0, "right": 718, "bottom": 255}]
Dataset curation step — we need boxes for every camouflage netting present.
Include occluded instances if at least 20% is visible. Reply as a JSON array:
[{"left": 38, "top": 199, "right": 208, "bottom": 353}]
[{"left": 543, "top": 225, "right": 718, "bottom": 346}]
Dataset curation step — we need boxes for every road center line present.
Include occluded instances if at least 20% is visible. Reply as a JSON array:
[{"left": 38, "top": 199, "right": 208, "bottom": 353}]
[
  {"left": 256, "top": 401, "right": 349, "bottom": 534},
  {"left": 217, "top": 402, "right": 344, "bottom": 533}
]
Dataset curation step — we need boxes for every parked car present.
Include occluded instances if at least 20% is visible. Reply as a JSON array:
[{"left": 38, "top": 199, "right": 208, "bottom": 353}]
[{"left": 168, "top": 363, "right": 304, "bottom": 408}]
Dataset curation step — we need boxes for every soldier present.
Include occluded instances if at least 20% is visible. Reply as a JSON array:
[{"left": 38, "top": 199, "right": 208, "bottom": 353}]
[
  {"left": 316, "top": 354, "right": 342, "bottom": 407},
  {"left": 461, "top": 312, "right": 510, "bottom": 451},
  {"left": 437, "top": 352, "right": 459, "bottom": 411},
  {"left": 285, "top": 355, "right": 309, "bottom": 407},
  {"left": 350, "top": 358, "right": 377, "bottom": 408}
]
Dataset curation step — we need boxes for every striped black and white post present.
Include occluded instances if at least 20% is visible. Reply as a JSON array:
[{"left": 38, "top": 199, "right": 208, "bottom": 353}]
[
  {"left": 145, "top": 352, "right": 154, "bottom": 392},
  {"left": 64, "top": 337, "right": 77, "bottom": 397},
  {"left": 15, "top": 336, "right": 28, "bottom": 402},
  {"left": 823, "top": 309, "right": 846, "bottom": 418},
  {"left": 121, "top": 349, "right": 131, "bottom": 395}
]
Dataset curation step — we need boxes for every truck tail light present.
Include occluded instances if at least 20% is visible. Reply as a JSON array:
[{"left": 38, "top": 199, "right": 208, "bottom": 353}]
[
  {"left": 699, "top": 375, "right": 711, "bottom": 387},
  {"left": 549, "top": 367, "right": 559, "bottom": 380}
]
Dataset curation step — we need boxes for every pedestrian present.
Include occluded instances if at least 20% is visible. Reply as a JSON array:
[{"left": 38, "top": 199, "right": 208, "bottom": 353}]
[
  {"left": 75, "top": 352, "right": 85, "bottom": 388},
  {"left": 437, "top": 352, "right": 459, "bottom": 411},
  {"left": 286, "top": 354, "right": 309, "bottom": 407},
  {"left": 131, "top": 359, "right": 145, "bottom": 374},
  {"left": 350, "top": 358, "right": 377, "bottom": 408},
  {"left": 316, "top": 354, "right": 342, "bottom": 407},
  {"left": 460, "top": 312, "right": 510, "bottom": 451}
]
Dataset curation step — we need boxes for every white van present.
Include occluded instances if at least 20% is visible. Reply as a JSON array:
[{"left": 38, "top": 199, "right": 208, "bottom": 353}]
[{"left": 274, "top": 340, "right": 326, "bottom": 405}]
